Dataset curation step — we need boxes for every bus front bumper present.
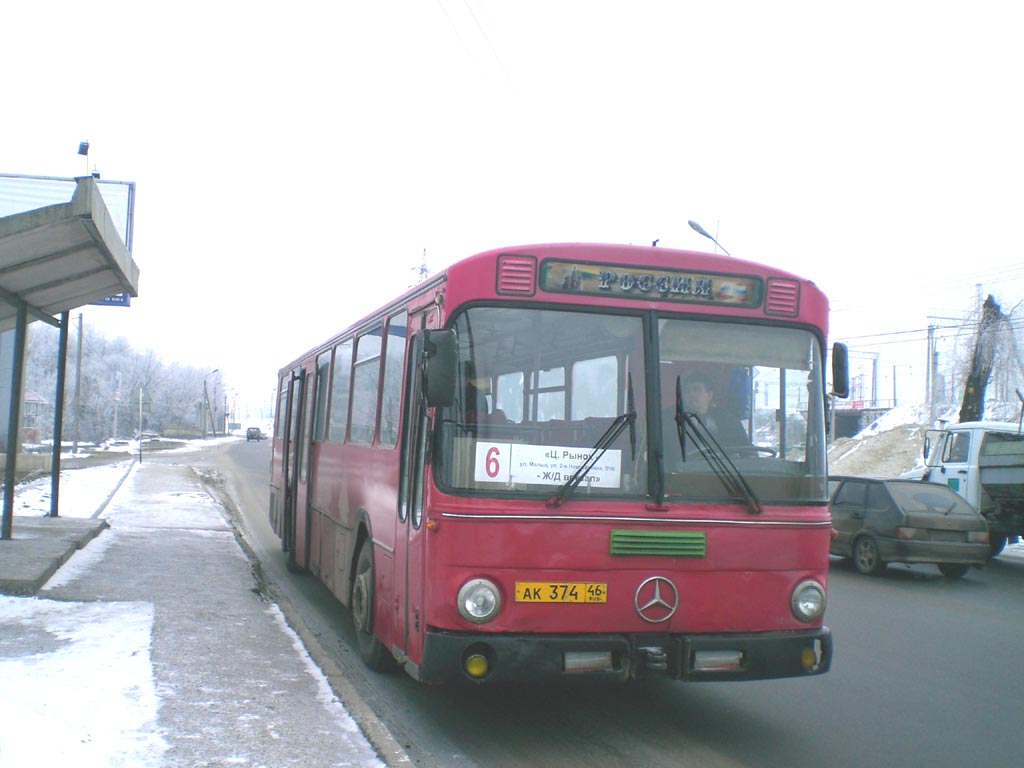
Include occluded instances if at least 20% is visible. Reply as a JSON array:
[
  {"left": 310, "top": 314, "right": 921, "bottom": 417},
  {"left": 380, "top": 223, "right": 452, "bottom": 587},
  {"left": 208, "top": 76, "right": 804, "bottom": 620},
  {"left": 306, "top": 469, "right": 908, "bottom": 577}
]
[{"left": 415, "top": 626, "right": 832, "bottom": 685}]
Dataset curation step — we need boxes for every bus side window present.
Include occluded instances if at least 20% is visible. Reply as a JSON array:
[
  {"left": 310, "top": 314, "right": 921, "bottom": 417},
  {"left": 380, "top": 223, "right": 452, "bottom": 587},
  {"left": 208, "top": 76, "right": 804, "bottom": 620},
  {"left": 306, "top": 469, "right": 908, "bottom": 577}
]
[
  {"left": 495, "top": 371, "right": 524, "bottom": 423},
  {"left": 350, "top": 326, "right": 383, "bottom": 444},
  {"left": 534, "top": 367, "right": 565, "bottom": 421},
  {"left": 328, "top": 340, "right": 353, "bottom": 443},
  {"left": 313, "top": 351, "right": 331, "bottom": 442},
  {"left": 379, "top": 311, "right": 408, "bottom": 447}
]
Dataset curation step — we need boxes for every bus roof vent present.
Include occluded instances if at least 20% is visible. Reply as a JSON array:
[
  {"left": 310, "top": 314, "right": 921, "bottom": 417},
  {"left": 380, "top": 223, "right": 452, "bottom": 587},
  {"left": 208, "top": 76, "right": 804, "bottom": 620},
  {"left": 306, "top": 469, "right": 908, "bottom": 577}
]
[
  {"left": 496, "top": 253, "right": 537, "bottom": 296},
  {"left": 765, "top": 278, "right": 800, "bottom": 317}
]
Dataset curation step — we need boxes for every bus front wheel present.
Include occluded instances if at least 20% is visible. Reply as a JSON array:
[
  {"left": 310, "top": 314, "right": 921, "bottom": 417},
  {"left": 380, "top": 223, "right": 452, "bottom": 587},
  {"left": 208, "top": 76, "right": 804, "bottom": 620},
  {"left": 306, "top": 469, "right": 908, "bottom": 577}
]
[{"left": 352, "top": 542, "right": 393, "bottom": 671}]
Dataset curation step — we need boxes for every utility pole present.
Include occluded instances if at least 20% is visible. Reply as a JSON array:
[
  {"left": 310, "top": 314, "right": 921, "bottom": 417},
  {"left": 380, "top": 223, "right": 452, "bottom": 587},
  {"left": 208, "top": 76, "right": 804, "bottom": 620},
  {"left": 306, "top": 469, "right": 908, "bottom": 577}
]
[
  {"left": 112, "top": 371, "right": 121, "bottom": 439},
  {"left": 927, "top": 324, "right": 935, "bottom": 427},
  {"left": 138, "top": 388, "right": 143, "bottom": 463}
]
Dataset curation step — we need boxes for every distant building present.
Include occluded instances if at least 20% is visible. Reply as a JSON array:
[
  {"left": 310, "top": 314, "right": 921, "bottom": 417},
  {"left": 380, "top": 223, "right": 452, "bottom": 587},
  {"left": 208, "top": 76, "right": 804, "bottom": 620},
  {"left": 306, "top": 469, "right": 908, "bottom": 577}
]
[{"left": 21, "top": 388, "right": 49, "bottom": 445}]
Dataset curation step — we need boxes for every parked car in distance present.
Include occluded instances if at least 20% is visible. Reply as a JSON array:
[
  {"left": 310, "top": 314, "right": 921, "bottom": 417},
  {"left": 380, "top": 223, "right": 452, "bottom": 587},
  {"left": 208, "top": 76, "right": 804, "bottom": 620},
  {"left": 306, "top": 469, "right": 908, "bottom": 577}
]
[
  {"left": 246, "top": 427, "right": 264, "bottom": 442},
  {"left": 829, "top": 476, "right": 989, "bottom": 579}
]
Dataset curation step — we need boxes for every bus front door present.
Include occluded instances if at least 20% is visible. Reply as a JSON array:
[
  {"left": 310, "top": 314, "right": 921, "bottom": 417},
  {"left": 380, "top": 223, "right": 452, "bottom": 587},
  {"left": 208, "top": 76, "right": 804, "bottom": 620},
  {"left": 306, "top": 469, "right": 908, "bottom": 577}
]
[
  {"left": 283, "top": 367, "right": 314, "bottom": 571},
  {"left": 393, "top": 333, "right": 430, "bottom": 670}
]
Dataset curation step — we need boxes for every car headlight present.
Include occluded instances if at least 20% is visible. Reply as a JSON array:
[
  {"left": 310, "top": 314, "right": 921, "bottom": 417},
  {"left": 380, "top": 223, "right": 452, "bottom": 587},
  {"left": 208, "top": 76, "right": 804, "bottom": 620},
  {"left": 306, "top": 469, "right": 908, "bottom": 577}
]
[
  {"left": 457, "top": 578, "right": 502, "bottom": 624},
  {"left": 791, "top": 579, "right": 827, "bottom": 623}
]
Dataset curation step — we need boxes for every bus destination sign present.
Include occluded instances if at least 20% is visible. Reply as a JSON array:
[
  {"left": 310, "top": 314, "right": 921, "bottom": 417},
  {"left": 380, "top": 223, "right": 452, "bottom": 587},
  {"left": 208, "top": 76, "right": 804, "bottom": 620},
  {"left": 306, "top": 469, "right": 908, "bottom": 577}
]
[{"left": 539, "top": 259, "right": 763, "bottom": 308}]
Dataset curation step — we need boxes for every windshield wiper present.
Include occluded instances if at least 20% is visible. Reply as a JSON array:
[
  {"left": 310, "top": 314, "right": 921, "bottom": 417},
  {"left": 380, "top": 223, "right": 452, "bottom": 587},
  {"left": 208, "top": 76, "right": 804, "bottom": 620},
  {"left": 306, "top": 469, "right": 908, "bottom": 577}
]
[
  {"left": 548, "top": 374, "right": 637, "bottom": 508},
  {"left": 673, "top": 376, "right": 762, "bottom": 515}
]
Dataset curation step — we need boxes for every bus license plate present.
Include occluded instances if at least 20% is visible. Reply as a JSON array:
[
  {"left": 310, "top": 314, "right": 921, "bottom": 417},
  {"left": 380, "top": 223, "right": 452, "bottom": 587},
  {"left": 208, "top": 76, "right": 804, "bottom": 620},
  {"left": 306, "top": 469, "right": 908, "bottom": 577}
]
[{"left": 514, "top": 581, "right": 607, "bottom": 603}]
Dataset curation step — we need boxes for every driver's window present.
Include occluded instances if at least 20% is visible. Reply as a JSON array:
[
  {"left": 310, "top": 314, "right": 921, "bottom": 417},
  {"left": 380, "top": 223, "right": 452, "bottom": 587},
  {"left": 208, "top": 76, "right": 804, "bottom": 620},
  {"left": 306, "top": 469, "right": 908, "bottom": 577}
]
[{"left": 945, "top": 433, "right": 970, "bottom": 463}]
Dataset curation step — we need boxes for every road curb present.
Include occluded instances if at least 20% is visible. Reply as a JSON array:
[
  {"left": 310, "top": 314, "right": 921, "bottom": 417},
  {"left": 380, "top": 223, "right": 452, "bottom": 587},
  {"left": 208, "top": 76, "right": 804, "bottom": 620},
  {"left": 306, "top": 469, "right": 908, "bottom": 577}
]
[{"left": 91, "top": 460, "right": 138, "bottom": 519}]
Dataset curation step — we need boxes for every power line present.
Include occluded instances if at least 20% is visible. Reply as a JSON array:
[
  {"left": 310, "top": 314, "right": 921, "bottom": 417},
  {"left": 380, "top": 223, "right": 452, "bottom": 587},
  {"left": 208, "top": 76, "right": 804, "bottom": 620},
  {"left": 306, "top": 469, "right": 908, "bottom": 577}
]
[
  {"left": 434, "top": 0, "right": 509, "bottom": 79},
  {"left": 460, "top": 0, "right": 509, "bottom": 78}
]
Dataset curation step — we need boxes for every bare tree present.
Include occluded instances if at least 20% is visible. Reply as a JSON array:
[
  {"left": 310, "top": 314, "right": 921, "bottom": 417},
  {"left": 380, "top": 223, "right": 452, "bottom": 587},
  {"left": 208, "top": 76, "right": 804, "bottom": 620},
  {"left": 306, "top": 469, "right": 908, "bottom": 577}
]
[{"left": 25, "top": 322, "right": 219, "bottom": 443}]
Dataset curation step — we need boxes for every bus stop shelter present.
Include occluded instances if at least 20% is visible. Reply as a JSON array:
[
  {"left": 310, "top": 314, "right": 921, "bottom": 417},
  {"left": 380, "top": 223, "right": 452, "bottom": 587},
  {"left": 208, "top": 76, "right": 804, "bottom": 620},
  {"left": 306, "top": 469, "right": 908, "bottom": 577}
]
[{"left": 0, "top": 175, "right": 140, "bottom": 539}]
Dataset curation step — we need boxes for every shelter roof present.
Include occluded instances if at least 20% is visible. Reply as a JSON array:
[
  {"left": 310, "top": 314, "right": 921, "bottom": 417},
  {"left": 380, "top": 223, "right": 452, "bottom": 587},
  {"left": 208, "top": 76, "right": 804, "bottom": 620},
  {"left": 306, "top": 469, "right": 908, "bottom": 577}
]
[{"left": 0, "top": 176, "right": 139, "bottom": 331}]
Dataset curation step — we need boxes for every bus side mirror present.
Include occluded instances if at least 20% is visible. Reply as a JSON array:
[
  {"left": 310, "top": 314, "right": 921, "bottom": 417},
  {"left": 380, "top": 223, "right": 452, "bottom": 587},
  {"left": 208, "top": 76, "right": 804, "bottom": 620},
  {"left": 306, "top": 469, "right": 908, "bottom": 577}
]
[
  {"left": 831, "top": 342, "right": 849, "bottom": 399},
  {"left": 423, "top": 329, "right": 456, "bottom": 407},
  {"left": 923, "top": 436, "right": 931, "bottom": 458}
]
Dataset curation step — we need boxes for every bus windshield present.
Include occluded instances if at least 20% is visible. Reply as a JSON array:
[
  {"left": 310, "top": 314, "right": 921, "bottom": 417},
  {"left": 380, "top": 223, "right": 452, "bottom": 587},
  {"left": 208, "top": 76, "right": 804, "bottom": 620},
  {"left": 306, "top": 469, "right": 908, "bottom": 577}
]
[{"left": 436, "top": 306, "right": 828, "bottom": 505}]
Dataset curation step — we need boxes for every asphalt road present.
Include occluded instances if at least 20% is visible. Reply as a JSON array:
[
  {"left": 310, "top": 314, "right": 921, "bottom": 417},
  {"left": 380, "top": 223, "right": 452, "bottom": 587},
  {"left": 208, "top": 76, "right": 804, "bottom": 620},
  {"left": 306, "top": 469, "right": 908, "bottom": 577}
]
[{"left": 203, "top": 439, "right": 1024, "bottom": 768}]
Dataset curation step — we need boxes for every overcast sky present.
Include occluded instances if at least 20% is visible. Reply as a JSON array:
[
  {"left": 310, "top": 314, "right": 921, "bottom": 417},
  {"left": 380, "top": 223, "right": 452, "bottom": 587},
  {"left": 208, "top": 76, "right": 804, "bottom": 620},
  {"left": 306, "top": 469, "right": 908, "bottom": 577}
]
[{"left": 3, "top": 1, "right": 1021, "bottom": 414}]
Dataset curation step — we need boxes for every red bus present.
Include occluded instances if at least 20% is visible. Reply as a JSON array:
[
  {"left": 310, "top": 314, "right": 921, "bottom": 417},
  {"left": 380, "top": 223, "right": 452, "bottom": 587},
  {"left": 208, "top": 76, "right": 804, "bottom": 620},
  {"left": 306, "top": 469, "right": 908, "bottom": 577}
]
[{"left": 269, "top": 243, "right": 849, "bottom": 684}]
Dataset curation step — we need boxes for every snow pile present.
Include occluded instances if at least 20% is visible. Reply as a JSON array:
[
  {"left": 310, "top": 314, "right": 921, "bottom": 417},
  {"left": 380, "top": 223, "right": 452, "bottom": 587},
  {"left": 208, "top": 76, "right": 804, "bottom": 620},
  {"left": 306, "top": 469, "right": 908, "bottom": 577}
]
[{"left": 828, "top": 405, "right": 928, "bottom": 478}]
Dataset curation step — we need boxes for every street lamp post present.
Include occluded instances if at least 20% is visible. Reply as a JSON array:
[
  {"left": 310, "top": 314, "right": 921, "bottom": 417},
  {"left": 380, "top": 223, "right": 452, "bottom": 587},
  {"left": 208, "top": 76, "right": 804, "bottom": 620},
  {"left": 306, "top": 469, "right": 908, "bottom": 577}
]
[
  {"left": 688, "top": 219, "right": 731, "bottom": 256},
  {"left": 204, "top": 369, "right": 220, "bottom": 438}
]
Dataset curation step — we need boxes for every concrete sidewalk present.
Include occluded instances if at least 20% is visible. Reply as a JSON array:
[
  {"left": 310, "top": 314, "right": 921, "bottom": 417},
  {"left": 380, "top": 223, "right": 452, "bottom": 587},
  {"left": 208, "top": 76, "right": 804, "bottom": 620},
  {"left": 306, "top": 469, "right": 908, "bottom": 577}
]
[
  {"left": 0, "top": 460, "right": 385, "bottom": 767},
  {"left": 0, "top": 514, "right": 109, "bottom": 595}
]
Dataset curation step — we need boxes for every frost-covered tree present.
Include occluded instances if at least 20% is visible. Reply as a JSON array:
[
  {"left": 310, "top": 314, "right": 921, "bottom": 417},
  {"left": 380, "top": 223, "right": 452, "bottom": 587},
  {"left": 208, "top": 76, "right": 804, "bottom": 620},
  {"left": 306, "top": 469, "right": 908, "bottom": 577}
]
[{"left": 24, "top": 321, "right": 221, "bottom": 443}]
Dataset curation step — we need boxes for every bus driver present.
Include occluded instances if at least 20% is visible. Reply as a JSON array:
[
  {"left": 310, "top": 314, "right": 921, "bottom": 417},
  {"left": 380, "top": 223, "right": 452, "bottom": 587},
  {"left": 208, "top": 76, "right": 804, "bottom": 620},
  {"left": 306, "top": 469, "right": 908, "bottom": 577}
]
[{"left": 681, "top": 371, "right": 749, "bottom": 450}]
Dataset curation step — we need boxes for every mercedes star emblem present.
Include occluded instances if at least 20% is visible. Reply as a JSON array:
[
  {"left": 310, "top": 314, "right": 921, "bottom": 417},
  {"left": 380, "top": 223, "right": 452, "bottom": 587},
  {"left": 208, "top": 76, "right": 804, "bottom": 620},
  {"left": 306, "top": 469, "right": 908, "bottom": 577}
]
[{"left": 634, "top": 576, "right": 680, "bottom": 623}]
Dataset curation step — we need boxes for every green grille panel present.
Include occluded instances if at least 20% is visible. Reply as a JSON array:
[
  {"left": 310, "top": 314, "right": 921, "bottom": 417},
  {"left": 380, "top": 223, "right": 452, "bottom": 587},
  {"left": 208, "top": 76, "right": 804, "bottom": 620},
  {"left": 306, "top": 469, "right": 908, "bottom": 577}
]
[{"left": 609, "top": 529, "right": 706, "bottom": 557}]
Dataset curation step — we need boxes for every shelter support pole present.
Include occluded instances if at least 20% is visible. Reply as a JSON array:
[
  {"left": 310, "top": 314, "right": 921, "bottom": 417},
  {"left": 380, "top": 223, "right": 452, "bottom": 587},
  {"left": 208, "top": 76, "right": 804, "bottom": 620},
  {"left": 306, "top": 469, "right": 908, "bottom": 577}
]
[
  {"left": 73, "top": 313, "right": 83, "bottom": 453},
  {"left": 49, "top": 311, "right": 70, "bottom": 517},
  {"left": 1, "top": 301, "right": 28, "bottom": 540}
]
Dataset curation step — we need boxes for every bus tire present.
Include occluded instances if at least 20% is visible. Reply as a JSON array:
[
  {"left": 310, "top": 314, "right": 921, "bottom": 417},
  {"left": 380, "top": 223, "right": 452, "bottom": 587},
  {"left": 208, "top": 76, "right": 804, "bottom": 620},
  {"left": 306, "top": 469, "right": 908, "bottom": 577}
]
[
  {"left": 853, "top": 535, "right": 885, "bottom": 576},
  {"left": 352, "top": 542, "right": 393, "bottom": 671}
]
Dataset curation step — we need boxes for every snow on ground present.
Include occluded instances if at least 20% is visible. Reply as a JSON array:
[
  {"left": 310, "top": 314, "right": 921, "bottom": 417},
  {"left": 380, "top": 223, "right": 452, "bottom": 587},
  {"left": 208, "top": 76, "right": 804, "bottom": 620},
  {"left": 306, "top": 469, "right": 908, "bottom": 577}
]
[
  {"left": 0, "top": 596, "right": 168, "bottom": 768},
  {"left": 1, "top": 437, "right": 385, "bottom": 768},
  {"left": 5, "top": 435, "right": 240, "bottom": 519}
]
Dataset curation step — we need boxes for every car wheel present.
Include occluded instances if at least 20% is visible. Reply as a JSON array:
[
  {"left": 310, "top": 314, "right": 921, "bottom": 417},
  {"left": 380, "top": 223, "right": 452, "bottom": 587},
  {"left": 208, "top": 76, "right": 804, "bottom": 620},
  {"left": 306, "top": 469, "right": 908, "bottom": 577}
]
[
  {"left": 938, "top": 563, "right": 969, "bottom": 579},
  {"left": 989, "top": 535, "right": 1007, "bottom": 557},
  {"left": 351, "top": 542, "right": 394, "bottom": 671},
  {"left": 853, "top": 535, "right": 885, "bottom": 576}
]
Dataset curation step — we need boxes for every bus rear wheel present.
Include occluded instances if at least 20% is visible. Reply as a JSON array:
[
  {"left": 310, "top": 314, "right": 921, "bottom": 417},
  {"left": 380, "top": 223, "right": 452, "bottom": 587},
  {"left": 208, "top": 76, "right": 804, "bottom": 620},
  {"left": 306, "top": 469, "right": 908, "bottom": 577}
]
[{"left": 352, "top": 542, "right": 393, "bottom": 671}]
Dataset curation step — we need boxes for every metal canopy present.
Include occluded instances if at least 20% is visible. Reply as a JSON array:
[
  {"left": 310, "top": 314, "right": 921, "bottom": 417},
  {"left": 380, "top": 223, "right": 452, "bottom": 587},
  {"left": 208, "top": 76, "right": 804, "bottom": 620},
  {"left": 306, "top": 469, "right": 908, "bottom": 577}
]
[
  {"left": 0, "top": 176, "right": 140, "bottom": 331},
  {"left": 1, "top": 175, "right": 140, "bottom": 540}
]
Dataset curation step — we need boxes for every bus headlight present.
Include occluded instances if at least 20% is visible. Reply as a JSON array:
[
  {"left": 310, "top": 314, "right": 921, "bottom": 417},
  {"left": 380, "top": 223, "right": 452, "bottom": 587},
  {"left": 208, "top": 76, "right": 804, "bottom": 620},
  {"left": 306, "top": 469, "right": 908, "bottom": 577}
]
[
  {"left": 791, "top": 579, "right": 827, "bottom": 623},
  {"left": 457, "top": 578, "right": 502, "bottom": 624}
]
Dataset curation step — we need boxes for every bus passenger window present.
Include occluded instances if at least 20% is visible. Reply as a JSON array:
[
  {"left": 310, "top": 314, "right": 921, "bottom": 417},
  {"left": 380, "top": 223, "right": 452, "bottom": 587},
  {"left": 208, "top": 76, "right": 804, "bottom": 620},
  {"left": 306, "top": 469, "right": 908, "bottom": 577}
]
[
  {"left": 379, "top": 311, "right": 408, "bottom": 447},
  {"left": 534, "top": 368, "right": 565, "bottom": 421},
  {"left": 328, "top": 340, "right": 353, "bottom": 443},
  {"left": 350, "top": 327, "right": 382, "bottom": 444},
  {"left": 495, "top": 372, "right": 524, "bottom": 423}
]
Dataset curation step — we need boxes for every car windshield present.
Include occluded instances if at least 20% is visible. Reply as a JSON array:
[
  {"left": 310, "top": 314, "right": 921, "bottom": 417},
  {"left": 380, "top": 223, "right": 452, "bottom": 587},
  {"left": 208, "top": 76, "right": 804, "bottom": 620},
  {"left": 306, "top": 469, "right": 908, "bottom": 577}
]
[{"left": 434, "top": 307, "right": 828, "bottom": 505}]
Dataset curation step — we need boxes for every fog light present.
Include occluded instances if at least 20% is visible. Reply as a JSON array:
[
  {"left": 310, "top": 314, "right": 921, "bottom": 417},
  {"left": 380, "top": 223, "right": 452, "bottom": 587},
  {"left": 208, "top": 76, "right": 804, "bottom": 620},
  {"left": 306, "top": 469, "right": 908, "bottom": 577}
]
[
  {"left": 693, "top": 650, "right": 743, "bottom": 672},
  {"left": 564, "top": 651, "right": 614, "bottom": 673},
  {"left": 464, "top": 653, "right": 490, "bottom": 679},
  {"left": 801, "top": 646, "right": 819, "bottom": 672}
]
